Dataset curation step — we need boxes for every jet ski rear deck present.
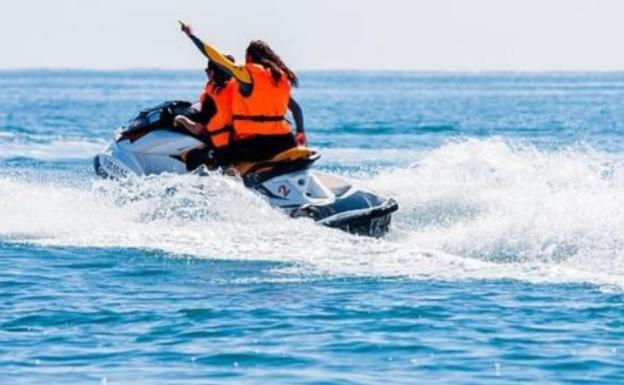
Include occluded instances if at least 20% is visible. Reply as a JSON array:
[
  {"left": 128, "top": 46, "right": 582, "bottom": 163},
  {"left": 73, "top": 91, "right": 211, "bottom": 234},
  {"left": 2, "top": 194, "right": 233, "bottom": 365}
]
[{"left": 234, "top": 148, "right": 398, "bottom": 237}]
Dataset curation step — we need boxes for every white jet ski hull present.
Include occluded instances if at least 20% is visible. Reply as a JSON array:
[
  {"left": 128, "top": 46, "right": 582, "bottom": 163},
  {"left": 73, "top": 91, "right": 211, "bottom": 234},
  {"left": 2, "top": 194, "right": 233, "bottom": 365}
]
[{"left": 94, "top": 101, "right": 398, "bottom": 236}]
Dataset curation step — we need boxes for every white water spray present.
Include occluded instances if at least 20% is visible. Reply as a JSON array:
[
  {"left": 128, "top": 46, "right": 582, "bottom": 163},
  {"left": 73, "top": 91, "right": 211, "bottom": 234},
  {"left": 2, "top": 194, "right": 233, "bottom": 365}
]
[{"left": 1, "top": 138, "right": 623, "bottom": 287}]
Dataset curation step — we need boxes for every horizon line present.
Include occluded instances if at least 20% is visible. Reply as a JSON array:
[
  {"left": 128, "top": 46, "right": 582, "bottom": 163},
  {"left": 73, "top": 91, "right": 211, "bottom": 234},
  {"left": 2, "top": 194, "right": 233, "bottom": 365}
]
[{"left": 3, "top": 67, "right": 624, "bottom": 74}]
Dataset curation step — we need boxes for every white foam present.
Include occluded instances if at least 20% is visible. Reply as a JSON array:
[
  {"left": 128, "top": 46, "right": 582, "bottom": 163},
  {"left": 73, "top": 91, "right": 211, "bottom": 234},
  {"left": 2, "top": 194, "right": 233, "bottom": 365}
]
[
  {"left": 1, "top": 138, "right": 623, "bottom": 288},
  {"left": 320, "top": 148, "right": 420, "bottom": 168},
  {"left": 0, "top": 138, "right": 105, "bottom": 160},
  {"left": 362, "top": 138, "right": 624, "bottom": 286}
]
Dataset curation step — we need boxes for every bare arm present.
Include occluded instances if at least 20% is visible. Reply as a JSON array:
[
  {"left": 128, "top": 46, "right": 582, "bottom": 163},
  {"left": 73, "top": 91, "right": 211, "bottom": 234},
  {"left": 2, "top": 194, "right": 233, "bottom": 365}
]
[{"left": 174, "top": 115, "right": 204, "bottom": 136}]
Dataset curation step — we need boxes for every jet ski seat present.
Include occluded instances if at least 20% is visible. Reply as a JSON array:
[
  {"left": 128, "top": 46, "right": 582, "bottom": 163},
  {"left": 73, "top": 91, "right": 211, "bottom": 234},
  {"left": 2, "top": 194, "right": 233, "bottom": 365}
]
[{"left": 230, "top": 146, "right": 320, "bottom": 185}]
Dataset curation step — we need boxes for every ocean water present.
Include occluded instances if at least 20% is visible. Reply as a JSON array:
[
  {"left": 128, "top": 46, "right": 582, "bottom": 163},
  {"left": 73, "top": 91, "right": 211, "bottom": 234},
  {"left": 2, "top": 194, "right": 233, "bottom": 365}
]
[{"left": 1, "top": 70, "right": 624, "bottom": 384}]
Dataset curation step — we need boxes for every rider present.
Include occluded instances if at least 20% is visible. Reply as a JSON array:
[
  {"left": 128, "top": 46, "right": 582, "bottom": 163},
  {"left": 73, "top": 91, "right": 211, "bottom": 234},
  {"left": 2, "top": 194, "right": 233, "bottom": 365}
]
[
  {"left": 174, "top": 56, "right": 237, "bottom": 149},
  {"left": 174, "top": 55, "right": 236, "bottom": 148},
  {"left": 179, "top": 21, "right": 306, "bottom": 165}
]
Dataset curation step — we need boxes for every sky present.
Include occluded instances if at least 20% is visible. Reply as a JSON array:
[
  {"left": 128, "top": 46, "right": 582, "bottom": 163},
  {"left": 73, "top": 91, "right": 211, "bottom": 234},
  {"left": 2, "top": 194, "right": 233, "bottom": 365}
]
[{"left": 1, "top": 0, "right": 624, "bottom": 71}]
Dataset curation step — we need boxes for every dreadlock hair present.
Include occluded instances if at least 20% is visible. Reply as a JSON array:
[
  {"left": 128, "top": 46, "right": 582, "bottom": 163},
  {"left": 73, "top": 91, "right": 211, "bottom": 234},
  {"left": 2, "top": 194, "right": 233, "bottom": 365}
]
[
  {"left": 207, "top": 54, "right": 235, "bottom": 92},
  {"left": 245, "top": 40, "right": 298, "bottom": 87}
]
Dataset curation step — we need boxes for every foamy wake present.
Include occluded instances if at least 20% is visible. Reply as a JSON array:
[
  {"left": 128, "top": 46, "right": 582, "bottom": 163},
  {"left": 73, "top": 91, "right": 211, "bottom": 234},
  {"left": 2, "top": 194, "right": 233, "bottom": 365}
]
[
  {"left": 0, "top": 137, "right": 106, "bottom": 160},
  {"left": 1, "top": 138, "right": 623, "bottom": 288}
]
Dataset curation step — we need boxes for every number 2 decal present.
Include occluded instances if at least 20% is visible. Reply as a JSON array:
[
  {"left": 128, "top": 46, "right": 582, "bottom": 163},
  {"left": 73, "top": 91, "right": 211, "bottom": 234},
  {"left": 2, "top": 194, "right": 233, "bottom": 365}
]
[{"left": 277, "top": 184, "right": 291, "bottom": 197}]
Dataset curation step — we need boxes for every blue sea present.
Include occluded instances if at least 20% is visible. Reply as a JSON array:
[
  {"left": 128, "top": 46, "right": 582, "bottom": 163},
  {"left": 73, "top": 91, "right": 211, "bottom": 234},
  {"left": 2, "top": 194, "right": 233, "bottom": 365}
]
[{"left": 1, "top": 70, "right": 624, "bottom": 384}]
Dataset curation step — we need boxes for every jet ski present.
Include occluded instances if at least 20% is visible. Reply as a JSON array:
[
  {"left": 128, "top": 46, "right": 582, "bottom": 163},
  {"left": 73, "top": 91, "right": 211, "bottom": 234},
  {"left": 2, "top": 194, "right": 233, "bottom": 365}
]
[{"left": 94, "top": 101, "right": 398, "bottom": 236}]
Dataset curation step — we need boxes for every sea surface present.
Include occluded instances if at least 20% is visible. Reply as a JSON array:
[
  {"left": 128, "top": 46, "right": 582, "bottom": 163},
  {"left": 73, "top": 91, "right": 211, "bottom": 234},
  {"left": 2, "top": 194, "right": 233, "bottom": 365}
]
[{"left": 1, "top": 70, "right": 624, "bottom": 384}]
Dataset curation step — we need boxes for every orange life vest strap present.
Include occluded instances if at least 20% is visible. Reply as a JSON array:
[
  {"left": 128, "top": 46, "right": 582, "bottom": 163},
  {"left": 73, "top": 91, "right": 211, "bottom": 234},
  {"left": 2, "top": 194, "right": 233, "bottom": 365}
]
[
  {"left": 232, "top": 115, "right": 285, "bottom": 122},
  {"left": 208, "top": 125, "right": 233, "bottom": 136}
]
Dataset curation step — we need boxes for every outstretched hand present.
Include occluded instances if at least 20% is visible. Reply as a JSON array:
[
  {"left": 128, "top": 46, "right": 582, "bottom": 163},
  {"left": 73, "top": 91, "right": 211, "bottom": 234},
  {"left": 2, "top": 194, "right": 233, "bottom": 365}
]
[{"left": 178, "top": 20, "right": 193, "bottom": 36}]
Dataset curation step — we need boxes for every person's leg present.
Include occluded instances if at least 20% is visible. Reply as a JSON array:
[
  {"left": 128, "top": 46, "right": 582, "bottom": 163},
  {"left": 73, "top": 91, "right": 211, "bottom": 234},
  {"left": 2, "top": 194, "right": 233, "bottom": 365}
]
[{"left": 183, "top": 145, "right": 213, "bottom": 171}]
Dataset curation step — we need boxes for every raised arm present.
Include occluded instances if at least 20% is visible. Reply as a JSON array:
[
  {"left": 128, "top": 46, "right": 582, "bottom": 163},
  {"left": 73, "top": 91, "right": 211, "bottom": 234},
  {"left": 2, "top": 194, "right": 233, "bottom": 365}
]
[{"left": 179, "top": 21, "right": 252, "bottom": 85}]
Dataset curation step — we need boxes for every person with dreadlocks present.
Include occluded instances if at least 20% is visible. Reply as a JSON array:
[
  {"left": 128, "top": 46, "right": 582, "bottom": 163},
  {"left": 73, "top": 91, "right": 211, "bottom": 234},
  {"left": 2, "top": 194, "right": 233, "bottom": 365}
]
[{"left": 179, "top": 21, "right": 306, "bottom": 165}]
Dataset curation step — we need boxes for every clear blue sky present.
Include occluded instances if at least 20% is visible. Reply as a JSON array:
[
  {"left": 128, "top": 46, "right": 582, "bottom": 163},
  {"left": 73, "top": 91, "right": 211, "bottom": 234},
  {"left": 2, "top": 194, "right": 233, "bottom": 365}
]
[{"left": 2, "top": 0, "right": 624, "bottom": 70}]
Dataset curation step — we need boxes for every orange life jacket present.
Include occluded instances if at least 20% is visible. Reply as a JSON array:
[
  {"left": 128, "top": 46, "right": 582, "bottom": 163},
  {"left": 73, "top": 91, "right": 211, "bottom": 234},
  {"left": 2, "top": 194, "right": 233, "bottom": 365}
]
[
  {"left": 199, "top": 80, "right": 236, "bottom": 148},
  {"left": 231, "top": 63, "right": 292, "bottom": 137}
]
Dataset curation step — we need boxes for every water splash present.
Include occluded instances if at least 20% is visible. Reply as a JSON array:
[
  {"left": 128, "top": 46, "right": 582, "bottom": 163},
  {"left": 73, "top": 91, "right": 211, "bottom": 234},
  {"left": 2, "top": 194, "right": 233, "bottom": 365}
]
[
  {"left": 1, "top": 138, "right": 624, "bottom": 287},
  {"left": 0, "top": 136, "right": 105, "bottom": 160}
]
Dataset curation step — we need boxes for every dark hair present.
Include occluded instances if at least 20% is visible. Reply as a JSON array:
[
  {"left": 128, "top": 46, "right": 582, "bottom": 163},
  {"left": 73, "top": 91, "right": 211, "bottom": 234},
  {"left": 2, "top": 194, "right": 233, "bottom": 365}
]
[
  {"left": 246, "top": 40, "right": 298, "bottom": 87},
  {"left": 207, "top": 54, "right": 235, "bottom": 92}
]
